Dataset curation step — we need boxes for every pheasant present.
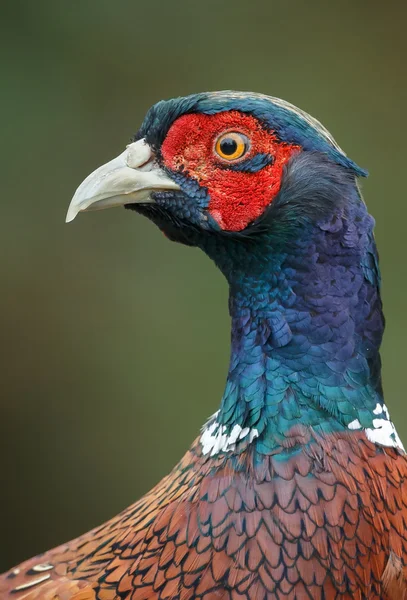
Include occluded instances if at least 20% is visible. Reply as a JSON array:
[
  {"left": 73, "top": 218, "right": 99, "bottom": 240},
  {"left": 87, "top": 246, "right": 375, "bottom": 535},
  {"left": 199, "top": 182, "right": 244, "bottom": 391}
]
[{"left": 2, "top": 91, "right": 407, "bottom": 600}]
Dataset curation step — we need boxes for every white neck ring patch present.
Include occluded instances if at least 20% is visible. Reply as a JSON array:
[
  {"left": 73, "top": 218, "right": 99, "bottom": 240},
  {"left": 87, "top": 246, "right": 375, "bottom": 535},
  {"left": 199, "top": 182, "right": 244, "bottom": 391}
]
[
  {"left": 200, "top": 412, "right": 259, "bottom": 457},
  {"left": 348, "top": 403, "right": 405, "bottom": 452}
]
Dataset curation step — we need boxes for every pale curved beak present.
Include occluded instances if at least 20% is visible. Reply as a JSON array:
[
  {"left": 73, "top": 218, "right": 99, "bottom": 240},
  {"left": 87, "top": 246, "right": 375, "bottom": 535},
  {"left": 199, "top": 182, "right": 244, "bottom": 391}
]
[{"left": 66, "top": 139, "right": 180, "bottom": 223}]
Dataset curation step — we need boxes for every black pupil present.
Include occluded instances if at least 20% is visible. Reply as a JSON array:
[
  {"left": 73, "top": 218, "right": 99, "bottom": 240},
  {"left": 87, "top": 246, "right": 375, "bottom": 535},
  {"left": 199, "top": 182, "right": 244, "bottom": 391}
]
[{"left": 220, "top": 137, "right": 238, "bottom": 156}]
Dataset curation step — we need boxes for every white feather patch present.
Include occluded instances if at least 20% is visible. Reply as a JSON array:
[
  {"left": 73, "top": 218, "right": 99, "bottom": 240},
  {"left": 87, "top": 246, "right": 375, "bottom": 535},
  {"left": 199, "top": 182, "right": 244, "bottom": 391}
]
[
  {"left": 200, "top": 413, "right": 259, "bottom": 456},
  {"left": 347, "top": 404, "right": 405, "bottom": 451}
]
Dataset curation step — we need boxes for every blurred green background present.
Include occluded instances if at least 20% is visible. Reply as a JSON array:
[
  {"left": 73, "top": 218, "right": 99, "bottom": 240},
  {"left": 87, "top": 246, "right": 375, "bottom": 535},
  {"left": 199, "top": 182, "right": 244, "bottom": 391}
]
[{"left": 1, "top": 0, "right": 406, "bottom": 572}]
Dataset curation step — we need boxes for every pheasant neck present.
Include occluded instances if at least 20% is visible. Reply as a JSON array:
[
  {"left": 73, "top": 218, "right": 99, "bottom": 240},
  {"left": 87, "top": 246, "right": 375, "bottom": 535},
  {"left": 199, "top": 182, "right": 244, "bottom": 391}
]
[{"left": 200, "top": 195, "right": 403, "bottom": 456}]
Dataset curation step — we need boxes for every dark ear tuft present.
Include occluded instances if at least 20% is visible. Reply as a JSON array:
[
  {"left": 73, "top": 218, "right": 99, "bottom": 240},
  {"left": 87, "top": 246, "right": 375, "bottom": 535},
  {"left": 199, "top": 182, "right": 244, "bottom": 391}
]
[{"left": 330, "top": 149, "right": 368, "bottom": 178}]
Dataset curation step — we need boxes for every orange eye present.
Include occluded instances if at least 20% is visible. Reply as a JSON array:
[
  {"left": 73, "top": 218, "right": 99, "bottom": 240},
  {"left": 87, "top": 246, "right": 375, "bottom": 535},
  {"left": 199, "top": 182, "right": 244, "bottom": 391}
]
[{"left": 215, "top": 132, "right": 249, "bottom": 161}]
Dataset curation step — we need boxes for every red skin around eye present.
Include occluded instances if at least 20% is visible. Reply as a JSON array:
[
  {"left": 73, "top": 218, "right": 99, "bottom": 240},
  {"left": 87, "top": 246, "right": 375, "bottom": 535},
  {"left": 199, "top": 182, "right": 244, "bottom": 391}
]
[{"left": 161, "top": 111, "right": 300, "bottom": 232}]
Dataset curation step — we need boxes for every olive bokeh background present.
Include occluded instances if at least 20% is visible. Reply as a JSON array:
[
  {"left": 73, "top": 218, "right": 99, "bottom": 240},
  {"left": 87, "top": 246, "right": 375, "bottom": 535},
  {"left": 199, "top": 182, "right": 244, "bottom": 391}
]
[{"left": 1, "top": 0, "right": 406, "bottom": 571}]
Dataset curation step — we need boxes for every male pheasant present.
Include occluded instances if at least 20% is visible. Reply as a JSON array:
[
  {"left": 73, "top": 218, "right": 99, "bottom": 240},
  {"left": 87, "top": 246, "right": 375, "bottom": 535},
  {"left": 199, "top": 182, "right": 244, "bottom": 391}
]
[{"left": 2, "top": 91, "right": 407, "bottom": 599}]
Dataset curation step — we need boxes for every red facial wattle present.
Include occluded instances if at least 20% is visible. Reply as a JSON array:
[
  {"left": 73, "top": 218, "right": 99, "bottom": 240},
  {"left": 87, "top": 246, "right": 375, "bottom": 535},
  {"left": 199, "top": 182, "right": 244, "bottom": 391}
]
[{"left": 161, "top": 111, "right": 301, "bottom": 232}]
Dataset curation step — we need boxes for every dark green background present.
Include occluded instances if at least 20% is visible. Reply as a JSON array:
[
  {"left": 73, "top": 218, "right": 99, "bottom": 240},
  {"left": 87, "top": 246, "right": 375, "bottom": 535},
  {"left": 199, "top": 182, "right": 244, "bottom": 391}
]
[{"left": 1, "top": 0, "right": 406, "bottom": 572}]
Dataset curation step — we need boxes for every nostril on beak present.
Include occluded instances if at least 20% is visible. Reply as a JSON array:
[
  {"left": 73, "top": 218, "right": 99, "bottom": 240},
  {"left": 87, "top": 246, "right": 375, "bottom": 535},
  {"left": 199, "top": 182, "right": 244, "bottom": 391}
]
[{"left": 126, "top": 140, "right": 153, "bottom": 169}]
